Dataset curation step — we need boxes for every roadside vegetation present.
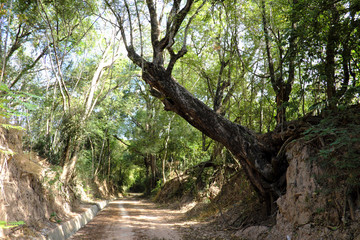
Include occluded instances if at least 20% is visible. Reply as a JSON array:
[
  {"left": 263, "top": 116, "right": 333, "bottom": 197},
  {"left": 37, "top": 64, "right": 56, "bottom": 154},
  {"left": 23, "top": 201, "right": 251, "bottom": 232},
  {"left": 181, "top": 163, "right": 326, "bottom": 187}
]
[{"left": 0, "top": 0, "right": 359, "bottom": 238}]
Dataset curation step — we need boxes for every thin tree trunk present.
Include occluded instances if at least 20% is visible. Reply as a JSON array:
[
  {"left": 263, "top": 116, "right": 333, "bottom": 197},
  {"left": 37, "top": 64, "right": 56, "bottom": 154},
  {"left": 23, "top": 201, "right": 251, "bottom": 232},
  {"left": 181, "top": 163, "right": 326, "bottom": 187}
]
[
  {"left": 162, "top": 115, "right": 174, "bottom": 184},
  {"left": 107, "top": 138, "right": 111, "bottom": 182},
  {"left": 89, "top": 136, "right": 95, "bottom": 177},
  {"left": 150, "top": 154, "right": 157, "bottom": 189},
  {"left": 259, "top": 77, "right": 264, "bottom": 133},
  {"left": 95, "top": 131, "right": 107, "bottom": 176},
  {"left": 144, "top": 155, "right": 150, "bottom": 195},
  {"left": 325, "top": 4, "right": 339, "bottom": 109},
  {"left": 0, "top": 0, "right": 13, "bottom": 83},
  {"left": 261, "top": 0, "right": 297, "bottom": 124}
]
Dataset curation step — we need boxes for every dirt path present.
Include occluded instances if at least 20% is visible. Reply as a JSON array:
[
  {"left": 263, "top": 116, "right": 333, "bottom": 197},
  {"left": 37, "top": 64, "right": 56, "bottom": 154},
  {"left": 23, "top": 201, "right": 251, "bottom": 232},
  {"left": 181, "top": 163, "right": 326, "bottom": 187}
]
[{"left": 69, "top": 194, "right": 185, "bottom": 240}]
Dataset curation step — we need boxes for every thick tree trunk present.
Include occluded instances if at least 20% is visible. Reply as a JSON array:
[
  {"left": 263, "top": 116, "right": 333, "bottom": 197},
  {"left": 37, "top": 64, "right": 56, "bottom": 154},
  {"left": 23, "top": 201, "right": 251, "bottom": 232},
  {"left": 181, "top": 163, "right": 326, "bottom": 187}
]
[
  {"left": 110, "top": 0, "right": 297, "bottom": 213},
  {"left": 141, "top": 62, "right": 290, "bottom": 212}
]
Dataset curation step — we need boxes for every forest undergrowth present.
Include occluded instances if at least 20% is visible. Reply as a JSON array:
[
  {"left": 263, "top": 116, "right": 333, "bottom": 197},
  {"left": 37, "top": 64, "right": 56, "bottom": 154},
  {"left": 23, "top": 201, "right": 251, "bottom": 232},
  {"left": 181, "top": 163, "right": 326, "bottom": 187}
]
[
  {"left": 154, "top": 105, "right": 360, "bottom": 239},
  {"left": 0, "top": 123, "right": 119, "bottom": 239}
]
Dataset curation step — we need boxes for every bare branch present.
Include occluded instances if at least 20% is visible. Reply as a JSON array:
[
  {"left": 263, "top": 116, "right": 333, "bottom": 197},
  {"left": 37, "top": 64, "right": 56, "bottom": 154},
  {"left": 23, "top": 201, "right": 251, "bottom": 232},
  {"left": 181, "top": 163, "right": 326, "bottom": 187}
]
[
  {"left": 182, "top": 0, "right": 206, "bottom": 49},
  {"left": 105, "top": 0, "right": 144, "bottom": 67},
  {"left": 9, "top": 46, "right": 49, "bottom": 89},
  {"left": 38, "top": 0, "right": 71, "bottom": 111},
  {"left": 134, "top": 0, "right": 144, "bottom": 69},
  {"left": 105, "top": 0, "right": 129, "bottom": 49},
  {"left": 146, "top": 0, "right": 161, "bottom": 46},
  {"left": 1, "top": 0, "right": 14, "bottom": 83},
  {"left": 158, "top": 0, "right": 167, "bottom": 26},
  {"left": 124, "top": 0, "right": 134, "bottom": 47},
  {"left": 166, "top": 0, "right": 206, "bottom": 74},
  {"left": 159, "top": 0, "right": 194, "bottom": 50}
]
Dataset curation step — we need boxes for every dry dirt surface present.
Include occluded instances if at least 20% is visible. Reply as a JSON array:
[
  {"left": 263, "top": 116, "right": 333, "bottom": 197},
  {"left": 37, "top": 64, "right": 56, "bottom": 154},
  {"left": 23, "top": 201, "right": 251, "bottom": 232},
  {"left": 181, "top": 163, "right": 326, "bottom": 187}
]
[
  {"left": 69, "top": 194, "right": 236, "bottom": 240},
  {"left": 69, "top": 194, "right": 189, "bottom": 240}
]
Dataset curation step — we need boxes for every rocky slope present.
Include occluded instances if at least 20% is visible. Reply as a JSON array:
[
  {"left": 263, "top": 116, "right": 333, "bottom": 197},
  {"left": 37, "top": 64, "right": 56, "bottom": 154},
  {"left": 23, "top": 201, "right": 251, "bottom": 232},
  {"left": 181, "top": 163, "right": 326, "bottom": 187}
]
[
  {"left": 156, "top": 106, "right": 360, "bottom": 240},
  {"left": 235, "top": 139, "right": 360, "bottom": 240},
  {"left": 0, "top": 125, "right": 114, "bottom": 239}
]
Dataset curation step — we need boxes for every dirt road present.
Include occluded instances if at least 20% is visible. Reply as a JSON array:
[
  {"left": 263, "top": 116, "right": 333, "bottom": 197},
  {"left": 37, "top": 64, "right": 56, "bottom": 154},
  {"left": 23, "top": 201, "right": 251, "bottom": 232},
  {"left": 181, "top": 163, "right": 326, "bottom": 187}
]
[{"left": 69, "top": 194, "right": 184, "bottom": 240}]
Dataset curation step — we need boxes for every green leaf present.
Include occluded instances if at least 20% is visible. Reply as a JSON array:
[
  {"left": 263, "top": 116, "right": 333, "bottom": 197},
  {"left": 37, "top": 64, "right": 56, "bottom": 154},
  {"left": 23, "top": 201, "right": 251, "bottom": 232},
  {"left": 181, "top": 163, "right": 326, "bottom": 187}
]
[
  {"left": 0, "top": 83, "right": 9, "bottom": 92},
  {"left": 0, "top": 220, "right": 25, "bottom": 229},
  {"left": 1, "top": 124, "right": 25, "bottom": 131}
]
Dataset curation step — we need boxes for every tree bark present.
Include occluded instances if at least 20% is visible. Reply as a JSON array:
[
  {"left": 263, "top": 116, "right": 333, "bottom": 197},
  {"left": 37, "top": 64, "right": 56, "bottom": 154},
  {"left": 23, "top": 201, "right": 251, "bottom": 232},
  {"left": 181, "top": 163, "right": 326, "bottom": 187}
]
[
  {"left": 162, "top": 115, "right": 174, "bottom": 184},
  {"left": 109, "top": 0, "right": 295, "bottom": 213},
  {"left": 261, "top": 0, "right": 297, "bottom": 124},
  {"left": 325, "top": 3, "right": 340, "bottom": 109},
  {"left": 150, "top": 154, "right": 157, "bottom": 189},
  {"left": 144, "top": 155, "right": 151, "bottom": 195},
  {"left": 60, "top": 141, "right": 80, "bottom": 183},
  {"left": 140, "top": 62, "right": 287, "bottom": 212}
]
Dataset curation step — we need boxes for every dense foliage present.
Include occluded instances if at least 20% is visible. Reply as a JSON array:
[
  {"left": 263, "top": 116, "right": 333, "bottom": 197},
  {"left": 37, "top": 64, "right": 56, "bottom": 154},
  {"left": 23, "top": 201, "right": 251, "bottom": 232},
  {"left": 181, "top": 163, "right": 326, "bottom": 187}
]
[
  {"left": 305, "top": 106, "right": 360, "bottom": 192},
  {"left": 0, "top": 0, "right": 359, "bottom": 196}
]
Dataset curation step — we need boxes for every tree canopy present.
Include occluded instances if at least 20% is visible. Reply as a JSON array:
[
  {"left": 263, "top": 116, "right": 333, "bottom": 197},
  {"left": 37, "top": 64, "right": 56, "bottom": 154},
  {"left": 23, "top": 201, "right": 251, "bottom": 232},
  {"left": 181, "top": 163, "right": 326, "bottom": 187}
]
[{"left": 1, "top": 0, "right": 359, "bottom": 212}]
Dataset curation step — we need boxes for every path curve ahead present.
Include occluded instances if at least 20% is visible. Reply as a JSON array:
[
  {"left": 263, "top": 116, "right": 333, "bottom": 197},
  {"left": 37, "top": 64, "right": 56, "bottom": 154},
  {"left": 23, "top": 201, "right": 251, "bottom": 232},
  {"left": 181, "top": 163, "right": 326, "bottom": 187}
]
[{"left": 69, "top": 195, "right": 182, "bottom": 240}]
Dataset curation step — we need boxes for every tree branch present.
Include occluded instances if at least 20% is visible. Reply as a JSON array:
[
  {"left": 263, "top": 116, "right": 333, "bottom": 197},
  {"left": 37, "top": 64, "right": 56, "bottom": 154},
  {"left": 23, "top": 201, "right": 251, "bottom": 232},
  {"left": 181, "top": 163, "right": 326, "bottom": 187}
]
[
  {"left": 166, "top": 0, "right": 206, "bottom": 74},
  {"left": 105, "top": 0, "right": 144, "bottom": 67},
  {"left": 9, "top": 46, "right": 48, "bottom": 89}
]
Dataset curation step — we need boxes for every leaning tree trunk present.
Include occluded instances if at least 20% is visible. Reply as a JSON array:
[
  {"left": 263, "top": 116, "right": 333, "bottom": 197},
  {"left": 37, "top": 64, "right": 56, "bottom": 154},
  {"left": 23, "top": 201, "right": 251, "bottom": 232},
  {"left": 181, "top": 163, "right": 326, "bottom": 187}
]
[
  {"left": 107, "top": 0, "right": 301, "bottom": 213},
  {"left": 141, "top": 62, "right": 292, "bottom": 213}
]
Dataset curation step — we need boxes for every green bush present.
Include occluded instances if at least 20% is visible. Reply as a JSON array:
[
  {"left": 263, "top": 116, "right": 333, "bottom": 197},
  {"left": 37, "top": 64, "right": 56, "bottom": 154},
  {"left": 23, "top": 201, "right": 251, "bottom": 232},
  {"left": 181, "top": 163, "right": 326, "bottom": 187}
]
[{"left": 304, "top": 106, "right": 360, "bottom": 193}]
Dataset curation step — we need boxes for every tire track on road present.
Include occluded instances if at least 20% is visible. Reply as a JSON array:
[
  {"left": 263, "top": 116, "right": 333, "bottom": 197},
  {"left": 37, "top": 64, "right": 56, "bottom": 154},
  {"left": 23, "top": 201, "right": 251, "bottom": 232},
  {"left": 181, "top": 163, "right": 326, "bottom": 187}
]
[{"left": 69, "top": 195, "right": 182, "bottom": 240}]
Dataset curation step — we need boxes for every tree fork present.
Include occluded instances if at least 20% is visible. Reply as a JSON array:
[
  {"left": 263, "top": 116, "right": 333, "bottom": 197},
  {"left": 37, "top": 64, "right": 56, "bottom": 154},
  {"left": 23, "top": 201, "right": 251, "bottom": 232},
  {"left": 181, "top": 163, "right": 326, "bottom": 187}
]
[
  {"left": 140, "top": 62, "right": 295, "bottom": 213},
  {"left": 109, "top": 0, "right": 305, "bottom": 213}
]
